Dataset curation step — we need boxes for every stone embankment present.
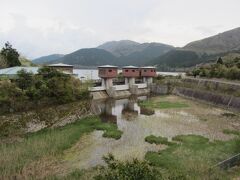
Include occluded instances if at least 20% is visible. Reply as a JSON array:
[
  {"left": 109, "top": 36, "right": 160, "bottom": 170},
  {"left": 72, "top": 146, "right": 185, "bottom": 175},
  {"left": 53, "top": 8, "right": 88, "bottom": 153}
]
[
  {"left": 173, "top": 87, "right": 240, "bottom": 111},
  {"left": 0, "top": 101, "right": 91, "bottom": 137},
  {"left": 151, "top": 78, "right": 240, "bottom": 111}
]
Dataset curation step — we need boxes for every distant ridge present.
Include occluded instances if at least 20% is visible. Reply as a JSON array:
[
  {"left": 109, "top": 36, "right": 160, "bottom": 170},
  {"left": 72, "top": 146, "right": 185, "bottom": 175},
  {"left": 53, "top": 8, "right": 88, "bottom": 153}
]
[
  {"left": 33, "top": 54, "right": 64, "bottom": 64},
  {"left": 183, "top": 27, "right": 240, "bottom": 54},
  {"left": 149, "top": 27, "right": 240, "bottom": 70},
  {"left": 56, "top": 48, "right": 117, "bottom": 66},
  {"left": 97, "top": 40, "right": 141, "bottom": 57}
]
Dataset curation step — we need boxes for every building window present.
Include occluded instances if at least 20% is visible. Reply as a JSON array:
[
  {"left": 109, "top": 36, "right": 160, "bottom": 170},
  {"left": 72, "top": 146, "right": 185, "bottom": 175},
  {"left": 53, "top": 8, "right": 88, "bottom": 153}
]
[
  {"left": 125, "top": 70, "right": 128, "bottom": 72},
  {"left": 108, "top": 69, "right": 112, "bottom": 72},
  {"left": 132, "top": 70, "right": 135, "bottom": 72},
  {"left": 151, "top": 70, "right": 153, "bottom": 72},
  {"left": 144, "top": 70, "right": 147, "bottom": 72}
]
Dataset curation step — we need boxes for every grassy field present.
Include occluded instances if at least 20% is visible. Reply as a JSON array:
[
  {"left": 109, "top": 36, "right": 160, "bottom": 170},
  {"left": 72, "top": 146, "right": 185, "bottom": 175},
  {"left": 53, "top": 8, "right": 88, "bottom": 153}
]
[
  {"left": 139, "top": 99, "right": 189, "bottom": 109},
  {"left": 0, "top": 116, "right": 122, "bottom": 179},
  {"left": 145, "top": 134, "right": 240, "bottom": 179}
]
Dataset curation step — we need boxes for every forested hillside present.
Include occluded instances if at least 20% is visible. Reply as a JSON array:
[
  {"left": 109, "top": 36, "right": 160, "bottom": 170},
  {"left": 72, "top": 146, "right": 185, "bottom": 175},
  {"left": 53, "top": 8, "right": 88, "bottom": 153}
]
[
  {"left": 57, "top": 48, "right": 117, "bottom": 66},
  {"left": 33, "top": 54, "right": 64, "bottom": 64},
  {"left": 184, "top": 27, "right": 240, "bottom": 54}
]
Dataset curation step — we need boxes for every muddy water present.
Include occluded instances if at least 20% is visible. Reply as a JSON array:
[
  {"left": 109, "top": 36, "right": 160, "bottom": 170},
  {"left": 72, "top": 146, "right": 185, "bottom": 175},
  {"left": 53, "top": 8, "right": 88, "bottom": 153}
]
[{"left": 64, "top": 95, "right": 240, "bottom": 169}]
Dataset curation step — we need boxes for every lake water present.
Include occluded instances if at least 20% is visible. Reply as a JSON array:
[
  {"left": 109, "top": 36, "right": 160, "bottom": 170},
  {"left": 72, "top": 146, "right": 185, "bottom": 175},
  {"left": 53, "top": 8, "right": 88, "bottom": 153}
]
[{"left": 73, "top": 69, "right": 184, "bottom": 80}]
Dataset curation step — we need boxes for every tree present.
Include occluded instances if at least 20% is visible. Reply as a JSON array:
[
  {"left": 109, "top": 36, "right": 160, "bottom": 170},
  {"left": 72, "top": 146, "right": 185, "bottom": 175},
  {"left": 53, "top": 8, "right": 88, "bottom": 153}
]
[
  {"left": 16, "top": 69, "right": 34, "bottom": 91},
  {"left": 226, "top": 66, "right": 240, "bottom": 80},
  {"left": 192, "top": 68, "right": 201, "bottom": 77},
  {"left": 0, "top": 55, "right": 8, "bottom": 68},
  {"left": 217, "top": 57, "right": 223, "bottom": 64},
  {"left": 0, "top": 42, "right": 21, "bottom": 67}
]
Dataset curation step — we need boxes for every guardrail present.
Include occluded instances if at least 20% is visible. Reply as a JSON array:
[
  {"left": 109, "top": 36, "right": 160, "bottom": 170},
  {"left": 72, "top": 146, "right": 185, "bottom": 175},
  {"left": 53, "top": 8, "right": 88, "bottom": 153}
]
[
  {"left": 89, "top": 86, "right": 106, "bottom": 92},
  {"left": 114, "top": 84, "right": 129, "bottom": 91},
  {"left": 136, "top": 83, "right": 147, "bottom": 89},
  {"left": 214, "top": 153, "right": 240, "bottom": 169}
]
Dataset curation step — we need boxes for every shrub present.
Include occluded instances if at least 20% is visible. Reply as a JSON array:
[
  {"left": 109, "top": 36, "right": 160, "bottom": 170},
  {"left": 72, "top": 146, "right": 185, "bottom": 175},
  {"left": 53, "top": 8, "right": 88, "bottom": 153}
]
[
  {"left": 0, "top": 67, "right": 91, "bottom": 114},
  {"left": 189, "top": 58, "right": 240, "bottom": 80},
  {"left": 94, "top": 154, "right": 162, "bottom": 180}
]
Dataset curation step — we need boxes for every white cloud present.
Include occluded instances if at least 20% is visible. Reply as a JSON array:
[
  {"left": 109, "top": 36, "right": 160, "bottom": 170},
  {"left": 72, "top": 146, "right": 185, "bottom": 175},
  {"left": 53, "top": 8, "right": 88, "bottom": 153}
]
[{"left": 0, "top": 0, "right": 239, "bottom": 58}]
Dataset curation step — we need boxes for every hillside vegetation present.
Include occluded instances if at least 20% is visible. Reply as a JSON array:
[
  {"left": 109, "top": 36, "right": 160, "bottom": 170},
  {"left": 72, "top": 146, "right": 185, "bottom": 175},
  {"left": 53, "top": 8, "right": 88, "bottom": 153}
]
[
  {"left": 19, "top": 56, "right": 35, "bottom": 67},
  {"left": 189, "top": 57, "right": 240, "bottom": 80},
  {"left": 57, "top": 48, "right": 117, "bottom": 66},
  {"left": 150, "top": 27, "right": 240, "bottom": 70},
  {"left": 32, "top": 54, "right": 64, "bottom": 64},
  {"left": 97, "top": 40, "right": 141, "bottom": 57},
  {"left": 184, "top": 27, "right": 240, "bottom": 54}
]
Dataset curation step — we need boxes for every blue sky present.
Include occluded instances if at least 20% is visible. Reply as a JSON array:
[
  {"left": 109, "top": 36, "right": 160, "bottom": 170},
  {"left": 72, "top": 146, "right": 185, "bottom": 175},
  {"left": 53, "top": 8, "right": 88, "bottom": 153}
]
[{"left": 0, "top": 0, "right": 239, "bottom": 58}]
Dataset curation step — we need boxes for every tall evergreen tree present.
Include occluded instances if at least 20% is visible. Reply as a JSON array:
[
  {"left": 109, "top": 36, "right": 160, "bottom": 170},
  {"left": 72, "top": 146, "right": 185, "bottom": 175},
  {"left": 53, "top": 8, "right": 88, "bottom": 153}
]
[
  {"left": 0, "top": 42, "right": 21, "bottom": 67},
  {"left": 217, "top": 57, "right": 223, "bottom": 64}
]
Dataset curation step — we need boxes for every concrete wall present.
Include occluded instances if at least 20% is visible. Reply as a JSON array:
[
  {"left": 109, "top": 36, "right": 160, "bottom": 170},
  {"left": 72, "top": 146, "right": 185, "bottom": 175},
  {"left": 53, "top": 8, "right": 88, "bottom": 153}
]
[
  {"left": 181, "top": 78, "right": 240, "bottom": 97},
  {"left": 150, "top": 84, "right": 169, "bottom": 95},
  {"left": 122, "top": 68, "right": 140, "bottom": 77},
  {"left": 140, "top": 68, "right": 156, "bottom": 77},
  {"left": 173, "top": 87, "right": 240, "bottom": 111}
]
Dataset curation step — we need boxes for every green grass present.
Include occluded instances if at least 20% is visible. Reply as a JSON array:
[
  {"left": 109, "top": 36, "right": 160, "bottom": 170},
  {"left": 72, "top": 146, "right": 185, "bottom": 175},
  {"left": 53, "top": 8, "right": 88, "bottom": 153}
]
[
  {"left": 102, "top": 130, "right": 123, "bottom": 140},
  {"left": 95, "top": 122, "right": 123, "bottom": 140},
  {"left": 145, "top": 135, "right": 175, "bottom": 146},
  {"left": 145, "top": 134, "right": 240, "bottom": 179},
  {"left": 0, "top": 116, "right": 122, "bottom": 178},
  {"left": 223, "top": 129, "right": 240, "bottom": 136},
  {"left": 139, "top": 100, "right": 188, "bottom": 109}
]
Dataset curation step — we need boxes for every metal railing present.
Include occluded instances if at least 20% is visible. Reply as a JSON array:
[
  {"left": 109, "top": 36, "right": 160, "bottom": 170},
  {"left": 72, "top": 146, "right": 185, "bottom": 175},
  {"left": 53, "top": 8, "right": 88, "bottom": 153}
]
[{"left": 214, "top": 153, "right": 240, "bottom": 170}]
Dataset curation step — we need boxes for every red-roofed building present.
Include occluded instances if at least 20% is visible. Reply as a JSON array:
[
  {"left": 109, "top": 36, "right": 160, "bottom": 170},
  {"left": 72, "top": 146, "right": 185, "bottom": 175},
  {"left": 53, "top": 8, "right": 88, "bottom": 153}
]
[
  {"left": 98, "top": 65, "right": 118, "bottom": 89},
  {"left": 98, "top": 65, "right": 118, "bottom": 78},
  {"left": 122, "top": 66, "right": 140, "bottom": 78},
  {"left": 140, "top": 66, "right": 156, "bottom": 77},
  {"left": 140, "top": 66, "right": 156, "bottom": 84}
]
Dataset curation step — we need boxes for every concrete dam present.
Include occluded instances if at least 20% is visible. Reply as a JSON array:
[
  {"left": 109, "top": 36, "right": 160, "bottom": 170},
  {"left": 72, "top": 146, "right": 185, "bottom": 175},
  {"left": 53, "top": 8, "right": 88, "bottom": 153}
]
[{"left": 89, "top": 65, "right": 156, "bottom": 99}]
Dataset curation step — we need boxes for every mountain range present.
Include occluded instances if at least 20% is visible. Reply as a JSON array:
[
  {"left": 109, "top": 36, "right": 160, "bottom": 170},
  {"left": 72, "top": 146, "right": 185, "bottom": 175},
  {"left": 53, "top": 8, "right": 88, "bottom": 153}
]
[
  {"left": 33, "top": 54, "right": 64, "bottom": 64},
  {"left": 184, "top": 27, "right": 240, "bottom": 54},
  {"left": 33, "top": 27, "right": 240, "bottom": 70},
  {"left": 33, "top": 41, "right": 174, "bottom": 67}
]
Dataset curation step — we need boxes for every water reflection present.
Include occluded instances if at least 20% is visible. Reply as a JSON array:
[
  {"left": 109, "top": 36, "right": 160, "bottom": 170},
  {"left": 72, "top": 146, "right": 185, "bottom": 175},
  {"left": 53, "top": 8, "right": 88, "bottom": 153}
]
[{"left": 91, "top": 96, "right": 155, "bottom": 123}]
